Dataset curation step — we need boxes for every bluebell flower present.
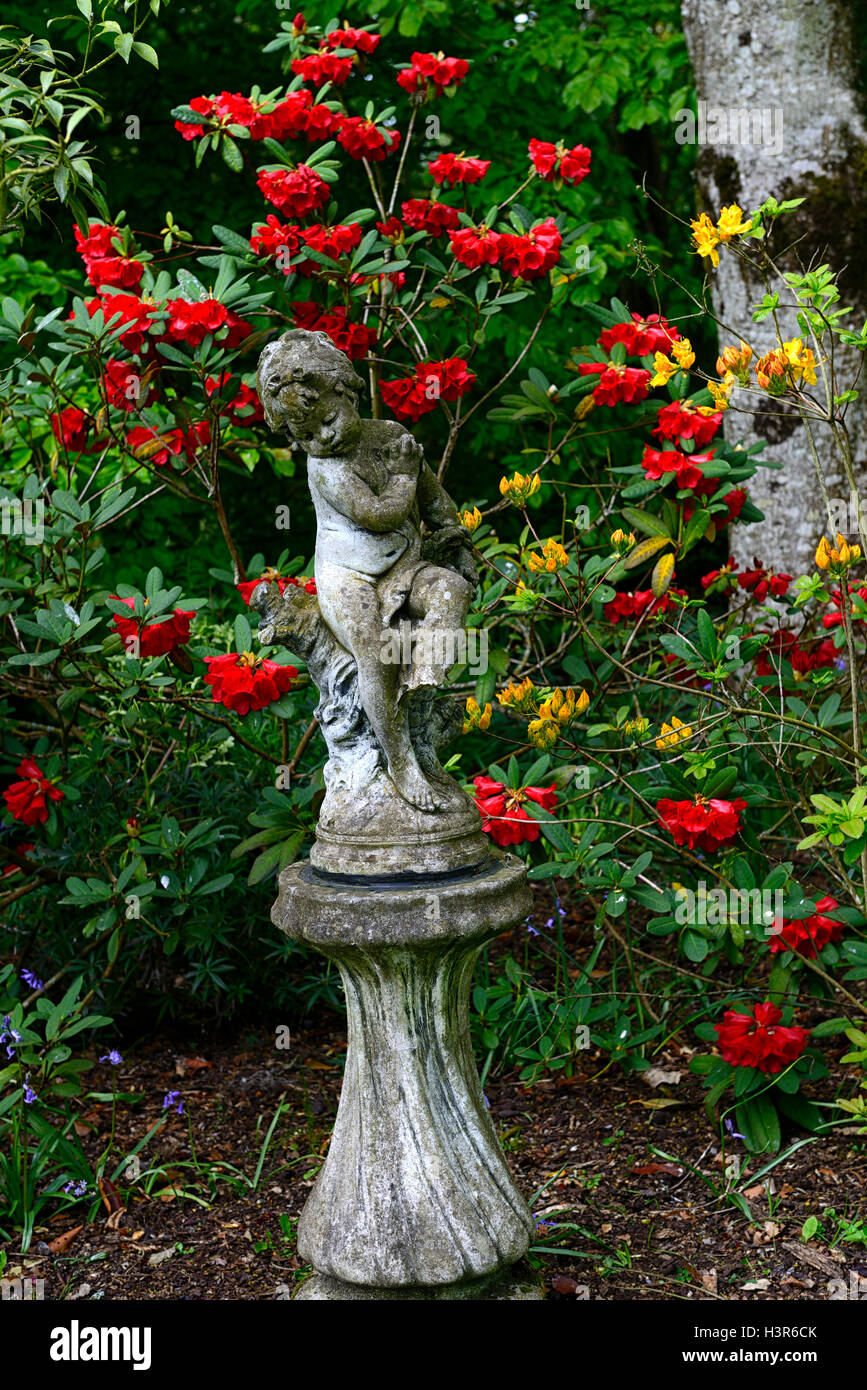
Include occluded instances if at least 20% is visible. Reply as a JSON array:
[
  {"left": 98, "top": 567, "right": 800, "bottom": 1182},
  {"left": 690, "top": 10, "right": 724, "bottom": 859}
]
[
  {"left": 725, "top": 1117, "right": 745, "bottom": 1140},
  {"left": 162, "top": 1090, "right": 184, "bottom": 1115},
  {"left": 23, "top": 1081, "right": 37, "bottom": 1104},
  {"left": 20, "top": 968, "right": 44, "bottom": 990},
  {"left": 100, "top": 1050, "right": 123, "bottom": 1066},
  {"left": 63, "top": 1178, "right": 89, "bottom": 1197}
]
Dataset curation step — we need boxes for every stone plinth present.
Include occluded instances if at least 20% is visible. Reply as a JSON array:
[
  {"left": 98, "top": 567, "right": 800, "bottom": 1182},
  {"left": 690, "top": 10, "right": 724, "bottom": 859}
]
[{"left": 273, "top": 855, "right": 535, "bottom": 1294}]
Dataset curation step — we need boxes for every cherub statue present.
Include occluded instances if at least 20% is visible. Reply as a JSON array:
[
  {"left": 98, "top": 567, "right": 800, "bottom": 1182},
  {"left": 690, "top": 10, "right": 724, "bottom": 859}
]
[{"left": 256, "top": 329, "right": 477, "bottom": 815}]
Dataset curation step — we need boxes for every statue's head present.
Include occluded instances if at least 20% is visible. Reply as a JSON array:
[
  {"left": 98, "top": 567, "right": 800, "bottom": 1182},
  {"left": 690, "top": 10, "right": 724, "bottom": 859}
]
[{"left": 257, "top": 329, "right": 364, "bottom": 457}]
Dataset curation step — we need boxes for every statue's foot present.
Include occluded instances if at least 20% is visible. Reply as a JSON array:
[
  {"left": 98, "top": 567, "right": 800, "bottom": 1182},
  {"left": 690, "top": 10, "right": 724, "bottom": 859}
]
[{"left": 390, "top": 761, "right": 447, "bottom": 814}]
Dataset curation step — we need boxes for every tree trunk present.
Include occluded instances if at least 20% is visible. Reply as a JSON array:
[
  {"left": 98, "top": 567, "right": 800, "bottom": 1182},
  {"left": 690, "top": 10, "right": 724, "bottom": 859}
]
[{"left": 680, "top": 0, "right": 867, "bottom": 573}]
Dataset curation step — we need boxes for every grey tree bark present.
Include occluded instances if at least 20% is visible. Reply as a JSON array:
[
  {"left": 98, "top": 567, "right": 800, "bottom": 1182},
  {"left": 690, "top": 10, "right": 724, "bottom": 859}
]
[{"left": 680, "top": 0, "right": 867, "bottom": 574}]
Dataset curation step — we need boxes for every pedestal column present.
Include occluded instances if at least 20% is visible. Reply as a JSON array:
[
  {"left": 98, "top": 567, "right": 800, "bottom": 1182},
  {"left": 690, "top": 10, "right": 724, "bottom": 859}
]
[{"left": 272, "top": 854, "right": 537, "bottom": 1297}]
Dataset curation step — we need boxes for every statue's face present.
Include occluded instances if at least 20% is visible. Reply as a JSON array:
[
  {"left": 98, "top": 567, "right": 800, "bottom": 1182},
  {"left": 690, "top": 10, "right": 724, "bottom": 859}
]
[{"left": 263, "top": 365, "right": 361, "bottom": 456}]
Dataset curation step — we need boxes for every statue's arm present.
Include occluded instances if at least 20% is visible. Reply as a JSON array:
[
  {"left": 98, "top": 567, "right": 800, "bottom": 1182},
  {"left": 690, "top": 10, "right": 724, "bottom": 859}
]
[
  {"left": 313, "top": 465, "right": 416, "bottom": 533},
  {"left": 416, "top": 460, "right": 461, "bottom": 529}
]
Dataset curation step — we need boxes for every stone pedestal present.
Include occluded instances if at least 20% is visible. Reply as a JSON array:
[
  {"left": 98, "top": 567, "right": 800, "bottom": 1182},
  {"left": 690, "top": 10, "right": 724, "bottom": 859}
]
[{"left": 272, "top": 854, "right": 536, "bottom": 1296}]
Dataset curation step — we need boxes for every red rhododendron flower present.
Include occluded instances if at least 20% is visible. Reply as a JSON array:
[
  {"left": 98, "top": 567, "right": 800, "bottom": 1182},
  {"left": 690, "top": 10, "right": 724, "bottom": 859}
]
[
  {"left": 299, "top": 221, "right": 363, "bottom": 267},
  {"left": 754, "top": 630, "right": 837, "bottom": 677},
  {"left": 51, "top": 406, "right": 91, "bottom": 453},
  {"left": 250, "top": 215, "right": 304, "bottom": 268},
  {"left": 498, "top": 218, "right": 562, "bottom": 279},
  {"left": 376, "top": 216, "right": 404, "bottom": 242},
  {"left": 397, "top": 52, "right": 469, "bottom": 96},
  {"left": 428, "top": 153, "right": 490, "bottom": 186},
  {"left": 111, "top": 596, "right": 194, "bottom": 658},
  {"left": 528, "top": 138, "right": 591, "bottom": 186},
  {"left": 577, "top": 361, "right": 651, "bottom": 407},
  {"left": 379, "top": 377, "right": 430, "bottom": 422},
  {"left": 823, "top": 584, "right": 867, "bottom": 629},
  {"left": 657, "top": 795, "right": 746, "bottom": 853},
  {"left": 174, "top": 95, "right": 215, "bottom": 140},
  {"left": 290, "top": 301, "right": 377, "bottom": 359},
  {"left": 603, "top": 588, "right": 685, "bottom": 624},
  {"left": 769, "top": 896, "right": 843, "bottom": 958},
  {"left": 654, "top": 399, "right": 722, "bottom": 447},
  {"left": 291, "top": 52, "right": 355, "bottom": 87},
  {"left": 414, "top": 357, "right": 476, "bottom": 403},
  {"left": 102, "top": 359, "right": 153, "bottom": 412},
  {"left": 3, "top": 759, "right": 64, "bottom": 826},
  {"left": 737, "top": 566, "right": 792, "bottom": 603},
  {"left": 702, "top": 559, "right": 739, "bottom": 593},
  {"left": 205, "top": 375, "right": 264, "bottom": 425},
  {"left": 83, "top": 293, "right": 156, "bottom": 354},
  {"left": 720, "top": 487, "right": 747, "bottom": 527},
  {"left": 641, "top": 445, "right": 715, "bottom": 490},
  {"left": 204, "top": 651, "right": 298, "bottom": 715},
  {"left": 472, "top": 774, "right": 557, "bottom": 848},
  {"left": 74, "top": 221, "right": 144, "bottom": 291},
  {"left": 126, "top": 421, "right": 210, "bottom": 466},
  {"left": 264, "top": 89, "right": 313, "bottom": 140},
  {"left": 714, "top": 1001, "right": 810, "bottom": 1073},
  {"left": 449, "top": 225, "right": 501, "bottom": 269},
  {"left": 325, "top": 26, "right": 380, "bottom": 54},
  {"left": 598, "top": 313, "right": 680, "bottom": 357},
  {"left": 163, "top": 297, "right": 250, "bottom": 348},
  {"left": 336, "top": 116, "right": 400, "bottom": 161},
  {"left": 401, "top": 199, "right": 460, "bottom": 235},
  {"left": 257, "top": 166, "right": 330, "bottom": 217},
  {"left": 236, "top": 571, "right": 317, "bottom": 605}
]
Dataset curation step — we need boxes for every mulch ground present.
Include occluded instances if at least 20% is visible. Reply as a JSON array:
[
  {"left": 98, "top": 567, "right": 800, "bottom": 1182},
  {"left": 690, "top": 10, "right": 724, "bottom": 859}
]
[{"left": 4, "top": 889, "right": 866, "bottom": 1302}]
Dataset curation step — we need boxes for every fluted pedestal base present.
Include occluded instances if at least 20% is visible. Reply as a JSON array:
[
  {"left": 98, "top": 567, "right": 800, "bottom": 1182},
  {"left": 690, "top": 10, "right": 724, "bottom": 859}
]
[{"left": 272, "top": 855, "right": 534, "bottom": 1294}]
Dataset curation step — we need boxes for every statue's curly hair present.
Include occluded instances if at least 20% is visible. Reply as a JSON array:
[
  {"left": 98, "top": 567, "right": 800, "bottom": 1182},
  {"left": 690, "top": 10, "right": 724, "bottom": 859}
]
[{"left": 257, "top": 328, "right": 364, "bottom": 432}]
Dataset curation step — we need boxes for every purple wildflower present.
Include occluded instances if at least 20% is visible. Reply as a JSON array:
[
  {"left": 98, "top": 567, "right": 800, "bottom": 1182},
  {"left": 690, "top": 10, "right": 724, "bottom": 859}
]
[
  {"left": 100, "top": 1050, "right": 123, "bottom": 1066},
  {"left": 63, "top": 1178, "right": 89, "bottom": 1197},
  {"left": 162, "top": 1090, "right": 184, "bottom": 1115},
  {"left": 23, "top": 1081, "right": 37, "bottom": 1104},
  {"left": 20, "top": 968, "right": 44, "bottom": 990}
]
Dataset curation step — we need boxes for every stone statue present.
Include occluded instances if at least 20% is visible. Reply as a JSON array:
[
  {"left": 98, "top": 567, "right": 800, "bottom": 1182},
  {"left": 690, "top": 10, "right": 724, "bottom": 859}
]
[
  {"left": 254, "top": 329, "right": 488, "bottom": 874},
  {"left": 253, "top": 330, "right": 537, "bottom": 1300}
]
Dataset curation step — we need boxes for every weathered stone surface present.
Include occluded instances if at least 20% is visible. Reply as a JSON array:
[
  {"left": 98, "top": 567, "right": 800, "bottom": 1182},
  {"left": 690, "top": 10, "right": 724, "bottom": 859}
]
[
  {"left": 274, "top": 856, "right": 534, "bottom": 1288},
  {"left": 293, "top": 1266, "right": 545, "bottom": 1300}
]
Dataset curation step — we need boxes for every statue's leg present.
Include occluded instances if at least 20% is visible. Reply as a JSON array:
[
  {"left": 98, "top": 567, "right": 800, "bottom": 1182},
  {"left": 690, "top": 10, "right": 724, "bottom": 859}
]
[
  {"left": 320, "top": 574, "right": 447, "bottom": 813},
  {"left": 405, "top": 568, "right": 474, "bottom": 689}
]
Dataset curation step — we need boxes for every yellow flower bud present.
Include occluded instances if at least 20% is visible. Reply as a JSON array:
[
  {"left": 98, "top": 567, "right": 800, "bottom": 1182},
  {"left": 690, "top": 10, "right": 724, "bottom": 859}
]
[{"left": 460, "top": 506, "right": 483, "bottom": 532}]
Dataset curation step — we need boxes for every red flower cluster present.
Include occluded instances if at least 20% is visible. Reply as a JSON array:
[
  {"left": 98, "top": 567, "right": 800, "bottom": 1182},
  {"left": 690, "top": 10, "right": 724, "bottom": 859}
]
[
  {"left": 499, "top": 219, "right": 562, "bottom": 279},
  {"left": 472, "top": 775, "right": 557, "bottom": 848},
  {"left": 737, "top": 566, "right": 792, "bottom": 603},
  {"left": 102, "top": 359, "right": 153, "bottom": 412},
  {"left": 3, "top": 759, "right": 64, "bottom": 826},
  {"left": 126, "top": 421, "right": 210, "bottom": 467},
  {"left": 754, "top": 630, "right": 837, "bottom": 678},
  {"left": 203, "top": 652, "right": 298, "bottom": 715},
  {"left": 298, "top": 220, "right": 363, "bottom": 269},
  {"left": 74, "top": 221, "right": 144, "bottom": 291},
  {"left": 528, "top": 138, "right": 591, "bottom": 186},
  {"left": 603, "top": 588, "right": 685, "bottom": 624},
  {"left": 641, "top": 445, "right": 715, "bottom": 490},
  {"left": 397, "top": 52, "right": 469, "bottom": 97},
  {"left": 428, "top": 153, "right": 490, "bottom": 186},
  {"left": 769, "top": 896, "right": 843, "bottom": 958},
  {"left": 337, "top": 116, "right": 400, "bottom": 161},
  {"left": 205, "top": 374, "right": 264, "bottom": 425},
  {"left": 379, "top": 357, "right": 476, "bottom": 421},
  {"left": 325, "top": 27, "right": 380, "bottom": 54},
  {"left": 290, "top": 301, "right": 376, "bottom": 359},
  {"left": 257, "top": 166, "right": 330, "bottom": 218},
  {"left": 250, "top": 215, "right": 303, "bottom": 268},
  {"left": 84, "top": 293, "right": 156, "bottom": 354},
  {"left": 823, "top": 584, "right": 867, "bottom": 630},
  {"left": 715, "top": 1002, "right": 810, "bottom": 1073},
  {"left": 657, "top": 795, "right": 746, "bottom": 853},
  {"left": 598, "top": 313, "right": 679, "bottom": 357},
  {"left": 701, "top": 559, "right": 739, "bottom": 593},
  {"left": 163, "top": 298, "right": 250, "bottom": 349},
  {"left": 577, "top": 361, "right": 651, "bottom": 407},
  {"left": 236, "top": 572, "right": 317, "bottom": 605},
  {"left": 654, "top": 400, "right": 722, "bottom": 447},
  {"left": 401, "top": 199, "right": 460, "bottom": 235},
  {"left": 449, "top": 225, "right": 501, "bottom": 269},
  {"left": 51, "top": 407, "right": 95, "bottom": 454},
  {"left": 291, "top": 52, "right": 355, "bottom": 87},
  {"left": 111, "top": 596, "right": 194, "bottom": 657}
]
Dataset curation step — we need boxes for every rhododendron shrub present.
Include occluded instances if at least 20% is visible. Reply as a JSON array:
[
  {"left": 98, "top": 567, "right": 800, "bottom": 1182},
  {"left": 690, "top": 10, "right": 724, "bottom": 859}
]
[{"left": 1, "top": 11, "right": 866, "bottom": 1163}]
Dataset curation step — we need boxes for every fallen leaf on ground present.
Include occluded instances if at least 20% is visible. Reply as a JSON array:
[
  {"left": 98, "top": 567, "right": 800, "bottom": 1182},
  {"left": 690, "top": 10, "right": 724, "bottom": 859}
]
[
  {"left": 641, "top": 1067, "right": 682, "bottom": 1088},
  {"left": 99, "top": 1178, "right": 123, "bottom": 1214},
  {"left": 632, "top": 1162, "right": 684, "bottom": 1176},
  {"left": 147, "top": 1248, "right": 176, "bottom": 1267}
]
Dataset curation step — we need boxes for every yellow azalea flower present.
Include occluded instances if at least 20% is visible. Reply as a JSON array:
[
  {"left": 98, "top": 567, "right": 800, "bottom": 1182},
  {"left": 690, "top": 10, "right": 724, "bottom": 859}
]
[
  {"left": 716, "top": 204, "right": 753, "bottom": 241},
  {"left": 708, "top": 374, "right": 735, "bottom": 411},
  {"left": 690, "top": 212, "right": 720, "bottom": 267},
  {"left": 649, "top": 352, "right": 678, "bottom": 387},
  {"left": 623, "top": 715, "right": 649, "bottom": 738},
  {"left": 755, "top": 349, "right": 788, "bottom": 395},
  {"left": 536, "top": 686, "right": 590, "bottom": 728},
  {"left": 462, "top": 696, "right": 491, "bottom": 734},
  {"left": 460, "top": 505, "right": 483, "bottom": 532},
  {"left": 671, "top": 337, "right": 695, "bottom": 370},
  {"left": 716, "top": 341, "right": 753, "bottom": 382},
  {"left": 611, "top": 528, "right": 636, "bottom": 554},
  {"left": 499, "top": 471, "right": 541, "bottom": 506},
  {"left": 527, "top": 715, "right": 559, "bottom": 751},
  {"left": 527, "top": 538, "right": 569, "bottom": 573},
  {"left": 655, "top": 715, "right": 694, "bottom": 750},
  {"left": 816, "top": 532, "right": 862, "bottom": 573},
  {"left": 782, "top": 338, "right": 818, "bottom": 387},
  {"left": 497, "top": 676, "right": 538, "bottom": 713}
]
